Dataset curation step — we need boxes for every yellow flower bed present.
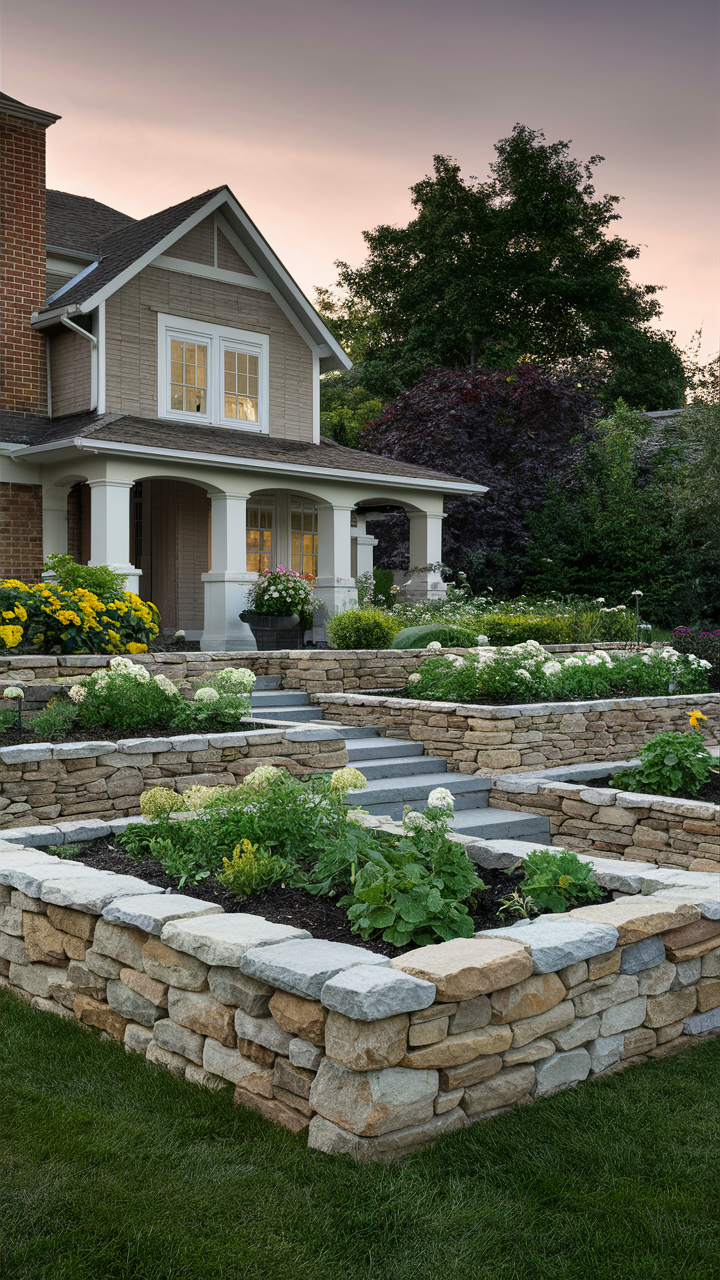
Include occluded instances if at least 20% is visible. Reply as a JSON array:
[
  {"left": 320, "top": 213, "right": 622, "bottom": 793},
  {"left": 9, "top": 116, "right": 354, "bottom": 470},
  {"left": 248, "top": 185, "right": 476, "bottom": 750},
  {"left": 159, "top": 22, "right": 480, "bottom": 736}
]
[{"left": 0, "top": 579, "right": 160, "bottom": 654}]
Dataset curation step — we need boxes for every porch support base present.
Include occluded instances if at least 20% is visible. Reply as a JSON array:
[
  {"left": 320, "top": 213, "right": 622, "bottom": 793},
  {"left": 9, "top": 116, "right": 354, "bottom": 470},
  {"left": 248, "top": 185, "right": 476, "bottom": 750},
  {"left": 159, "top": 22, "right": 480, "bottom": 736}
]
[{"left": 200, "top": 571, "right": 257, "bottom": 651}]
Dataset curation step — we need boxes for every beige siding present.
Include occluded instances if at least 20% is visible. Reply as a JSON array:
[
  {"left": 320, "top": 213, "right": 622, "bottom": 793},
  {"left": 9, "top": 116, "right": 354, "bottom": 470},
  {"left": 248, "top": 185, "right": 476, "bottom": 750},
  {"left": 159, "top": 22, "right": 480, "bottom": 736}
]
[
  {"left": 137, "top": 479, "right": 208, "bottom": 631},
  {"left": 104, "top": 265, "right": 314, "bottom": 441},
  {"left": 49, "top": 329, "right": 91, "bottom": 416},
  {"left": 171, "top": 216, "right": 214, "bottom": 265},
  {"left": 217, "top": 228, "right": 255, "bottom": 275}
]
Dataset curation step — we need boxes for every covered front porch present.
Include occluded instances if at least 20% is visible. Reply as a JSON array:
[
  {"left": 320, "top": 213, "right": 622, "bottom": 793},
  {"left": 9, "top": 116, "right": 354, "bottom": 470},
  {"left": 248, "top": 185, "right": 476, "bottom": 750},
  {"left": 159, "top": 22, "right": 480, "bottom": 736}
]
[{"left": 40, "top": 459, "right": 451, "bottom": 649}]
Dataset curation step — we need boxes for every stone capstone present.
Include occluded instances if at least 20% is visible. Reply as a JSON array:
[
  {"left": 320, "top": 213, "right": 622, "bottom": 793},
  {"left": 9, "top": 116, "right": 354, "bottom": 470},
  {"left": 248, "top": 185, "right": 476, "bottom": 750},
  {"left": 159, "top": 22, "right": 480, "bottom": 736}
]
[
  {"left": 324, "top": 1010, "right": 409, "bottom": 1071},
  {"left": 268, "top": 990, "right": 327, "bottom": 1046},
  {"left": 160, "top": 914, "right": 311, "bottom": 968},
  {"left": 490, "top": 972, "right": 566, "bottom": 1024},
  {"left": 619, "top": 936, "right": 666, "bottom": 974},
  {"left": 102, "top": 893, "right": 223, "bottom": 936},
  {"left": 308, "top": 1056, "right": 438, "bottom": 1136},
  {"left": 207, "top": 965, "right": 274, "bottom": 1015},
  {"left": 569, "top": 899, "right": 699, "bottom": 945},
  {"left": 389, "top": 936, "right": 533, "bottom": 1002},
  {"left": 478, "top": 919, "right": 620, "bottom": 974},
  {"left": 239, "top": 938, "right": 389, "bottom": 1001},
  {"left": 168, "top": 988, "right": 237, "bottom": 1046},
  {"left": 320, "top": 963, "right": 435, "bottom": 1021},
  {"left": 533, "top": 1048, "right": 591, "bottom": 1096},
  {"left": 461, "top": 1064, "right": 535, "bottom": 1116},
  {"left": 141, "top": 937, "right": 209, "bottom": 991},
  {"left": 40, "top": 871, "right": 164, "bottom": 915}
]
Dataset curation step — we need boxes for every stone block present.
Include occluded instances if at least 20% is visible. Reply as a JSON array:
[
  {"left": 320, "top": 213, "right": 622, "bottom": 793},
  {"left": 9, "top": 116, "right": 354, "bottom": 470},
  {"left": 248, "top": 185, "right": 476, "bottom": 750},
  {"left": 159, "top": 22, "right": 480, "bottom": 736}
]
[
  {"left": 66, "top": 960, "right": 107, "bottom": 998},
  {"left": 203, "top": 1038, "right": 274, "bottom": 1093},
  {"left": 103, "top": 893, "right": 222, "bottom": 936},
  {"left": 478, "top": 919, "right": 619, "bottom": 974},
  {"left": 268, "top": 990, "right": 327, "bottom": 1046},
  {"left": 207, "top": 965, "right": 273, "bottom": 1014},
  {"left": 22, "top": 913, "right": 67, "bottom": 965},
  {"left": 124, "top": 1023, "right": 154, "bottom": 1055},
  {"left": 461, "top": 1064, "right": 535, "bottom": 1116},
  {"left": 236, "top": 1037, "right": 276, "bottom": 1067},
  {"left": 504, "top": 1038, "right": 556, "bottom": 1065},
  {"left": 619, "top": 936, "right": 665, "bottom": 974},
  {"left": 682, "top": 1008, "right": 720, "bottom": 1035},
  {"left": 490, "top": 972, "right": 566, "bottom": 1024},
  {"left": 185, "top": 1065, "right": 229, "bottom": 1091},
  {"left": 289, "top": 1038, "right": 324, "bottom": 1071},
  {"left": 656, "top": 1021, "right": 683, "bottom": 1044},
  {"left": 550, "top": 1015, "right": 601, "bottom": 1050},
  {"left": 107, "top": 978, "right": 166, "bottom": 1027},
  {"left": 320, "top": 963, "right": 435, "bottom": 1021},
  {"left": 10, "top": 890, "right": 46, "bottom": 914},
  {"left": 1, "top": 904, "right": 23, "bottom": 934},
  {"left": 234, "top": 1009, "right": 294, "bottom": 1054},
  {"left": 72, "top": 994, "right": 128, "bottom": 1040},
  {"left": 701, "top": 948, "right": 720, "bottom": 978},
  {"left": 141, "top": 937, "right": 209, "bottom": 991},
  {"left": 587, "top": 948, "right": 622, "bottom": 980},
  {"left": 409, "top": 1017, "right": 449, "bottom": 1047},
  {"left": 435, "top": 1088, "right": 464, "bottom": 1114},
  {"left": 239, "top": 938, "right": 388, "bottom": 1001},
  {"left": 153, "top": 1018, "right": 205, "bottom": 1065},
  {"left": 644, "top": 987, "right": 697, "bottom": 1028},
  {"left": 622, "top": 1027, "right": 657, "bottom": 1057},
  {"left": 91, "top": 919, "right": 148, "bottom": 969},
  {"left": 696, "top": 978, "right": 720, "bottom": 1013},
  {"left": 390, "top": 936, "right": 533, "bottom": 1002},
  {"left": 402, "top": 1024, "right": 511, "bottom": 1069},
  {"left": 46, "top": 904, "right": 96, "bottom": 941},
  {"left": 670, "top": 958, "right": 702, "bottom": 990},
  {"left": 29, "top": 995, "right": 74, "bottom": 1019},
  {"left": 533, "top": 1048, "right": 591, "bottom": 1096},
  {"left": 446, "top": 995, "right": 491, "bottom": 1034},
  {"left": 168, "top": 988, "right": 237, "bottom": 1046},
  {"left": 661, "top": 917, "right": 720, "bottom": 962},
  {"left": 233, "top": 1087, "right": 311, "bottom": 1133},
  {"left": 511, "top": 1000, "right": 575, "bottom": 1048},
  {"left": 569, "top": 899, "right": 699, "bottom": 945},
  {"left": 588, "top": 1033, "right": 624, "bottom": 1072},
  {"left": 324, "top": 1010, "right": 409, "bottom": 1071},
  {"left": 306, "top": 1108, "right": 465, "bottom": 1161},
  {"left": 119, "top": 967, "right": 168, "bottom": 1008},
  {"left": 599, "top": 996, "right": 647, "bottom": 1036},
  {"left": 84, "top": 947, "right": 124, "bottom": 979},
  {"left": 410, "top": 1001, "right": 458, "bottom": 1025},
  {"left": 146, "top": 1043, "right": 190, "bottom": 1076},
  {"left": 272, "top": 1056, "right": 315, "bottom": 1100},
  {"left": 558, "top": 961, "right": 588, "bottom": 988},
  {"left": 637, "top": 960, "right": 675, "bottom": 996},
  {"left": 572, "top": 975, "right": 639, "bottom": 1018},
  {"left": 9, "top": 960, "right": 69, "bottom": 998},
  {"left": 438, "top": 1055, "right": 503, "bottom": 1092},
  {"left": 0, "top": 933, "right": 27, "bottom": 965},
  {"left": 161, "top": 914, "right": 310, "bottom": 967},
  {"left": 309, "top": 1057, "right": 438, "bottom": 1136}
]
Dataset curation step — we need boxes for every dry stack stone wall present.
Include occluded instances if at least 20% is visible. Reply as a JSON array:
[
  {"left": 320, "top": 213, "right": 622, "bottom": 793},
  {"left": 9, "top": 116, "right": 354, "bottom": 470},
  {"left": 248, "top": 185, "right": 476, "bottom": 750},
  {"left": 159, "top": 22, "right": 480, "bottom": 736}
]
[
  {"left": 0, "top": 728, "right": 347, "bottom": 830},
  {"left": 2, "top": 842, "right": 718, "bottom": 1162}
]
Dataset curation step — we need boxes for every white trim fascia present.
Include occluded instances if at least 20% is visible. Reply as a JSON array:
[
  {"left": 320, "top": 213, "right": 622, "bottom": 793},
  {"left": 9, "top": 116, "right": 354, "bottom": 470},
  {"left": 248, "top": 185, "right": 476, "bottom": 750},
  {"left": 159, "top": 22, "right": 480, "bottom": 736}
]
[
  {"left": 11, "top": 435, "right": 486, "bottom": 495},
  {"left": 151, "top": 255, "right": 270, "bottom": 293},
  {"left": 96, "top": 301, "right": 106, "bottom": 415},
  {"left": 312, "top": 351, "right": 320, "bottom": 445},
  {"left": 47, "top": 260, "right": 99, "bottom": 306},
  {"left": 157, "top": 312, "right": 270, "bottom": 433}
]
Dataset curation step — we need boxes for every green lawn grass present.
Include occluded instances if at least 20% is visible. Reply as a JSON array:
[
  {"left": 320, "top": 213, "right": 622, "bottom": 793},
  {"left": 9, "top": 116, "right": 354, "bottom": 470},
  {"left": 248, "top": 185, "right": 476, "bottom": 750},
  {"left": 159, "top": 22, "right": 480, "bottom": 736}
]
[{"left": 2, "top": 990, "right": 718, "bottom": 1280}]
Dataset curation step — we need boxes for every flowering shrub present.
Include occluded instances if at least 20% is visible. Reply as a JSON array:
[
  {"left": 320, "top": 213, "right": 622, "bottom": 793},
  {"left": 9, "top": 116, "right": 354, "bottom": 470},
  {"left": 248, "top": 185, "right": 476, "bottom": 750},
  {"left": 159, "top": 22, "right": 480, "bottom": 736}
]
[
  {"left": 409, "top": 641, "right": 711, "bottom": 705},
  {"left": 387, "top": 592, "right": 636, "bottom": 645},
  {"left": 0, "top": 578, "right": 159, "bottom": 653},
  {"left": 672, "top": 628, "right": 720, "bottom": 691},
  {"left": 329, "top": 767, "right": 368, "bottom": 793},
  {"left": 611, "top": 726, "right": 714, "bottom": 797},
  {"left": 216, "top": 839, "right": 290, "bottom": 899},
  {"left": 140, "top": 787, "right": 186, "bottom": 819},
  {"left": 517, "top": 849, "right": 604, "bottom": 914},
  {"left": 246, "top": 566, "right": 320, "bottom": 628}
]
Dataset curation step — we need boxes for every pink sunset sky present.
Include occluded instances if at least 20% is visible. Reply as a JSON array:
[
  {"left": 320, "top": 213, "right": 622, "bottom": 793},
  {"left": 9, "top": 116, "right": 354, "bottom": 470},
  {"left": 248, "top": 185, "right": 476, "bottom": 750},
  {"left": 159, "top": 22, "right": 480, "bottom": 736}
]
[{"left": 4, "top": 0, "right": 719, "bottom": 360}]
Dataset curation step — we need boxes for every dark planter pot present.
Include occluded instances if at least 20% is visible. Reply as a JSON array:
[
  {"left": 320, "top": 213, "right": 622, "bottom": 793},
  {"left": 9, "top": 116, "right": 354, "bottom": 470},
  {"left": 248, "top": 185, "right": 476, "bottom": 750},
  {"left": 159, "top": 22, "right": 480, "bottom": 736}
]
[{"left": 240, "top": 611, "right": 303, "bottom": 651}]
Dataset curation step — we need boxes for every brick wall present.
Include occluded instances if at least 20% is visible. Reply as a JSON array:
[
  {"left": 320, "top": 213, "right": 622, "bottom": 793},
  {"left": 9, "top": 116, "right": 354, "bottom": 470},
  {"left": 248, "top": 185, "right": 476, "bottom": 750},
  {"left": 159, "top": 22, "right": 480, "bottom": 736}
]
[
  {"left": 0, "top": 109, "right": 50, "bottom": 413},
  {"left": 0, "top": 483, "right": 44, "bottom": 581}
]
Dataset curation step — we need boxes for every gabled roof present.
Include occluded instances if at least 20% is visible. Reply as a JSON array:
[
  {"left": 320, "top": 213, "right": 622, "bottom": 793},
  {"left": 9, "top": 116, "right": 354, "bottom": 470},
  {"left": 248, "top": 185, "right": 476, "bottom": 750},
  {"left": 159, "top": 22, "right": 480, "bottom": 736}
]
[
  {"left": 36, "top": 185, "right": 351, "bottom": 372},
  {"left": 46, "top": 190, "right": 136, "bottom": 257},
  {"left": 0, "top": 90, "right": 60, "bottom": 127}
]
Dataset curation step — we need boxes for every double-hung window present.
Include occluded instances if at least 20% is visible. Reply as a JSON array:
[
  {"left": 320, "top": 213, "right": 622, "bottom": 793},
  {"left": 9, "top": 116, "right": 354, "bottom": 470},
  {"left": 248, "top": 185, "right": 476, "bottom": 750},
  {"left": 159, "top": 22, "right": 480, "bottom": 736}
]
[{"left": 158, "top": 314, "right": 268, "bottom": 432}]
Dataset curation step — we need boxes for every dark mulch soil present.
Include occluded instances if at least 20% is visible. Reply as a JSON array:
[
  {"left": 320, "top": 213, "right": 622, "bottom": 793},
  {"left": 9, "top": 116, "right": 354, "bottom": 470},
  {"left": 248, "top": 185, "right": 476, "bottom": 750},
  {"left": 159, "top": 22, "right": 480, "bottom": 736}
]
[
  {"left": 696, "top": 773, "right": 720, "bottom": 804},
  {"left": 65, "top": 836, "right": 612, "bottom": 960},
  {"left": 0, "top": 720, "right": 260, "bottom": 747}
]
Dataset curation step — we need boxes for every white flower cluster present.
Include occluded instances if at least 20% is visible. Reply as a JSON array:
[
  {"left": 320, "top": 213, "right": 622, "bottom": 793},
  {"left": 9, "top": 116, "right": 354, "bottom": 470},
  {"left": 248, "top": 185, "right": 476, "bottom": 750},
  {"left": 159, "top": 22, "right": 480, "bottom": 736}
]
[
  {"left": 194, "top": 687, "right": 220, "bottom": 703},
  {"left": 427, "top": 786, "right": 454, "bottom": 810}
]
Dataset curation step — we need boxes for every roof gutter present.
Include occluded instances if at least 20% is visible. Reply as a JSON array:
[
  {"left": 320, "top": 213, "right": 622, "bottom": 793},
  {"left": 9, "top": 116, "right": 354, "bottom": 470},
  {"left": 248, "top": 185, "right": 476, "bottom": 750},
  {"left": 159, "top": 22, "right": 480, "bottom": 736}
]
[{"left": 10, "top": 435, "right": 487, "bottom": 496}]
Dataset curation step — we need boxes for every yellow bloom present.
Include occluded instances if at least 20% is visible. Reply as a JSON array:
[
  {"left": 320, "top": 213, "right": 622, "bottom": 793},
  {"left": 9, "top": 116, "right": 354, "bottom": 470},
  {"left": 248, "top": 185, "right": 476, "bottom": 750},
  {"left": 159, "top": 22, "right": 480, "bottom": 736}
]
[
  {"left": 126, "top": 642, "right": 148, "bottom": 653},
  {"left": 558, "top": 875, "right": 574, "bottom": 888},
  {"left": 686, "top": 709, "right": 708, "bottom": 729},
  {"left": 0, "top": 625, "right": 23, "bottom": 649}
]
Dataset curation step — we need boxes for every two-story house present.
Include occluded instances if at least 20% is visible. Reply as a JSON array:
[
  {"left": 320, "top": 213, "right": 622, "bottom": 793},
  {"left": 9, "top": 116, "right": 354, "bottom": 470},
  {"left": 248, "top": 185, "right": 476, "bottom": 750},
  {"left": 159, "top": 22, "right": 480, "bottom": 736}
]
[{"left": 0, "top": 91, "right": 484, "bottom": 648}]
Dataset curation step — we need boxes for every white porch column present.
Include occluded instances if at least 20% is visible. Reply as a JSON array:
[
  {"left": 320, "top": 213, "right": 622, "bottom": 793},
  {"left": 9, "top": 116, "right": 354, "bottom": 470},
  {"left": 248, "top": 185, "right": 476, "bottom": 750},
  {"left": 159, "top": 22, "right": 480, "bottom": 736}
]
[
  {"left": 403, "top": 510, "right": 447, "bottom": 600},
  {"left": 86, "top": 479, "right": 141, "bottom": 594},
  {"left": 200, "top": 492, "right": 257, "bottom": 651},
  {"left": 314, "top": 503, "right": 358, "bottom": 618},
  {"left": 42, "top": 485, "right": 69, "bottom": 561},
  {"left": 354, "top": 513, "right": 378, "bottom": 580}
]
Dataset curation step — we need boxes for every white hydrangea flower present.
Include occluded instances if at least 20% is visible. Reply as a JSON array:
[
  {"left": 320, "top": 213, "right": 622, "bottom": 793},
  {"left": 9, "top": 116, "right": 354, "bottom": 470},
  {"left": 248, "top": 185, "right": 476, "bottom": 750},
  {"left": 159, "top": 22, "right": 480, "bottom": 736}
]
[
  {"left": 154, "top": 674, "right": 179, "bottom": 696},
  {"left": 404, "top": 809, "right": 431, "bottom": 830},
  {"left": 330, "top": 767, "right": 368, "bottom": 793},
  {"left": 2, "top": 685, "right": 24, "bottom": 700},
  {"left": 426, "top": 641, "right": 443, "bottom": 651},
  {"left": 516, "top": 668, "right": 532, "bottom": 680},
  {"left": 583, "top": 654, "right": 602, "bottom": 667},
  {"left": 68, "top": 684, "right": 86, "bottom": 703},
  {"left": 243, "top": 764, "right": 283, "bottom": 788},
  {"left": 183, "top": 784, "right": 231, "bottom": 810},
  {"left": 563, "top": 657, "right": 582, "bottom": 668},
  {"left": 140, "top": 787, "right": 186, "bottom": 819},
  {"left": 542, "top": 661, "right": 562, "bottom": 676},
  {"left": 407, "top": 672, "right": 421, "bottom": 683},
  {"left": 194, "top": 687, "right": 220, "bottom": 703},
  {"left": 427, "top": 786, "right": 454, "bottom": 810},
  {"left": 216, "top": 667, "right": 256, "bottom": 692}
]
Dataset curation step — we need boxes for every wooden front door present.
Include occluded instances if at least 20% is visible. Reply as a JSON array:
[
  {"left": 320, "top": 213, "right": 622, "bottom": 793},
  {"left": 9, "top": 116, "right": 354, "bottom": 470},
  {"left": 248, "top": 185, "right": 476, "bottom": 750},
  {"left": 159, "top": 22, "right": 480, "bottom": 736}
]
[{"left": 132, "top": 479, "right": 209, "bottom": 633}]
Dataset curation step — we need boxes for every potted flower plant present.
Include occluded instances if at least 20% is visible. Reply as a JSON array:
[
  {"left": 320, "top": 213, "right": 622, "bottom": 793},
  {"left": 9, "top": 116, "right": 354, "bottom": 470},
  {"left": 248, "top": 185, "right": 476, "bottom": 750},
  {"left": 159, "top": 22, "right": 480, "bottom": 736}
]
[{"left": 241, "top": 567, "right": 320, "bottom": 649}]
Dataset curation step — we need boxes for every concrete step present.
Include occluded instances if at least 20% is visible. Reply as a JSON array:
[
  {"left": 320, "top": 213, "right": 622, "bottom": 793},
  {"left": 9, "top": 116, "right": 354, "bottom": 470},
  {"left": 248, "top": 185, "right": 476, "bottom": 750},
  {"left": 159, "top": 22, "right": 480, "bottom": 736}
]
[
  {"left": 346, "top": 738, "right": 425, "bottom": 762},
  {"left": 449, "top": 808, "right": 551, "bottom": 841},
  {"left": 335, "top": 726, "right": 381, "bottom": 740},
  {"left": 253, "top": 676, "right": 282, "bottom": 691},
  {"left": 251, "top": 706, "right": 324, "bottom": 723},
  {"left": 346, "top": 772, "right": 490, "bottom": 820},
  {"left": 351, "top": 754, "right": 446, "bottom": 781},
  {"left": 251, "top": 690, "right": 309, "bottom": 706}
]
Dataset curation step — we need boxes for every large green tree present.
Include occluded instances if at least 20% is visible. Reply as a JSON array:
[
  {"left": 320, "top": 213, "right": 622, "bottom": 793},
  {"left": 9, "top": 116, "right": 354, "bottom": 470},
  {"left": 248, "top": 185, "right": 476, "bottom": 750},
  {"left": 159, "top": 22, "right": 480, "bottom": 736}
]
[{"left": 320, "top": 126, "right": 685, "bottom": 409}]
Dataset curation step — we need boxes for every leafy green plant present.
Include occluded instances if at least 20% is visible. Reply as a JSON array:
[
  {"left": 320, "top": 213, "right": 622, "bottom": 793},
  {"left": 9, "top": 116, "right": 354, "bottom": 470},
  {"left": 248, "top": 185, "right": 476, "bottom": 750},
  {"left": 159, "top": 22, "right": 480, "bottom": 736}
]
[
  {"left": 611, "top": 727, "right": 713, "bottom": 797},
  {"left": 43, "top": 554, "right": 129, "bottom": 603},
  {"left": 216, "top": 839, "right": 289, "bottom": 899},
  {"left": 519, "top": 849, "right": 604, "bottom": 914},
  {"left": 29, "top": 698, "right": 80, "bottom": 741},
  {"left": 496, "top": 888, "right": 536, "bottom": 920},
  {"left": 391, "top": 624, "right": 479, "bottom": 649},
  {"left": 76, "top": 662, "right": 183, "bottom": 732},
  {"left": 0, "top": 706, "right": 17, "bottom": 732},
  {"left": 326, "top": 607, "right": 400, "bottom": 650}
]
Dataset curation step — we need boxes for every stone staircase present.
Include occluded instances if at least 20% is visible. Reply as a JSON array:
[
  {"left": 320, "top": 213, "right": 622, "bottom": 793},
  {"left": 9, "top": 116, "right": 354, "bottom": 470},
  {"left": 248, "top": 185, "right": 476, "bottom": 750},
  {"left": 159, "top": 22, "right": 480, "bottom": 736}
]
[{"left": 249, "top": 682, "right": 550, "bottom": 843}]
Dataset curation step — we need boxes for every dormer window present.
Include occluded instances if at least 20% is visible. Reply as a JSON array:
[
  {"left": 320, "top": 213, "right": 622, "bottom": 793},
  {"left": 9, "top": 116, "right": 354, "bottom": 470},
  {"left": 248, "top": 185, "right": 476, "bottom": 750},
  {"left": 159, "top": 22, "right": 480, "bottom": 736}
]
[{"left": 158, "top": 313, "right": 268, "bottom": 432}]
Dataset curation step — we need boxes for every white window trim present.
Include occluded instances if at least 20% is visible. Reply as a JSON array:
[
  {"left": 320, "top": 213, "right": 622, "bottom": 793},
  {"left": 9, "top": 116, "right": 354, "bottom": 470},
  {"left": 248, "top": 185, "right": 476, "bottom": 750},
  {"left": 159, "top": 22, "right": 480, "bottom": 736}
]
[{"left": 157, "top": 312, "right": 270, "bottom": 434}]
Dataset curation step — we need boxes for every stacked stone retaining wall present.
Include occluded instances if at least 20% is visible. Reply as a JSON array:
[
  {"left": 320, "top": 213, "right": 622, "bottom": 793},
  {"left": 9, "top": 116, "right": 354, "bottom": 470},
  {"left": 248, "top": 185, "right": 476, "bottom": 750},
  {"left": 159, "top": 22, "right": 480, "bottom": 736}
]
[
  {"left": 313, "top": 692, "right": 720, "bottom": 776},
  {"left": 2, "top": 840, "right": 718, "bottom": 1162},
  {"left": 0, "top": 728, "right": 347, "bottom": 830}
]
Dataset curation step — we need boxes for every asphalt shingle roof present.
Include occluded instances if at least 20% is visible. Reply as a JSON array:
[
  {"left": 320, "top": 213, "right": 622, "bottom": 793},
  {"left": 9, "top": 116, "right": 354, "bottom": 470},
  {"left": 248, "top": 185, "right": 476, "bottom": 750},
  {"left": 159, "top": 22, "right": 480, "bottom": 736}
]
[
  {"left": 46, "top": 191, "right": 136, "bottom": 256},
  {"left": 0, "top": 410, "right": 477, "bottom": 487}
]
